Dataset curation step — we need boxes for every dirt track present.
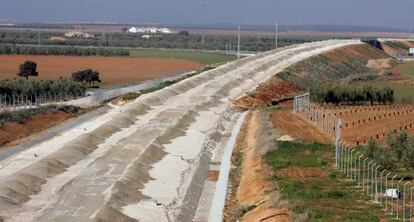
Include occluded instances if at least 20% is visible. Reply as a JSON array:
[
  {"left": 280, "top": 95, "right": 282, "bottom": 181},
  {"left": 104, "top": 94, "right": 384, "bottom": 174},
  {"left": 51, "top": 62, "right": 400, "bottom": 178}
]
[
  {"left": 0, "top": 40, "right": 358, "bottom": 221},
  {"left": 271, "top": 108, "right": 333, "bottom": 144},
  {"left": 0, "top": 55, "right": 203, "bottom": 84}
]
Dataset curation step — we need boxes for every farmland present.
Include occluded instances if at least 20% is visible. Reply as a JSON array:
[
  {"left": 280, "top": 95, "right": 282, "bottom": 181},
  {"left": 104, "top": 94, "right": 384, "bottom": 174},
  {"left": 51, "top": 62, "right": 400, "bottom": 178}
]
[
  {"left": 0, "top": 55, "right": 203, "bottom": 84},
  {"left": 321, "top": 105, "right": 414, "bottom": 146}
]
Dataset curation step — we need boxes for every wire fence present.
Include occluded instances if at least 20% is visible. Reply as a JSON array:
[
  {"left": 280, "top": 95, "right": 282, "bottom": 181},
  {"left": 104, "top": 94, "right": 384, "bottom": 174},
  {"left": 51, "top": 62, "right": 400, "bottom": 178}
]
[
  {"left": 0, "top": 91, "right": 86, "bottom": 112},
  {"left": 0, "top": 71, "right": 195, "bottom": 112},
  {"left": 294, "top": 93, "right": 414, "bottom": 221}
]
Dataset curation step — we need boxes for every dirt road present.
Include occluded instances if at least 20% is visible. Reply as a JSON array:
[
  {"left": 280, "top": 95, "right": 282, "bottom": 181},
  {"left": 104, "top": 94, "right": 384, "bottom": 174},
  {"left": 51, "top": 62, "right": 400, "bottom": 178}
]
[{"left": 0, "top": 40, "right": 358, "bottom": 221}]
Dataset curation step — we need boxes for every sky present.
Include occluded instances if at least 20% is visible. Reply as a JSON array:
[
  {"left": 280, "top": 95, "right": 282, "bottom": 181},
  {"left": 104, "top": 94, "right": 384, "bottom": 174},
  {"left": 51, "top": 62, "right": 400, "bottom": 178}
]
[{"left": 1, "top": 0, "right": 414, "bottom": 29}]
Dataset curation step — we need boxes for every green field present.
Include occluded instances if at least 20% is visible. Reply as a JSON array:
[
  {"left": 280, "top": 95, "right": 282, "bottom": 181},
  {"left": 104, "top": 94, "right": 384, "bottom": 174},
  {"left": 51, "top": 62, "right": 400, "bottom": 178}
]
[
  {"left": 266, "top": 141, "right": 389, "bottom": 221},
  {"left": 396, "top": 62, "right": 414, "bottom": 77},
  {"left": 129, "top": 49, "right": 237, "bottom": 65}
]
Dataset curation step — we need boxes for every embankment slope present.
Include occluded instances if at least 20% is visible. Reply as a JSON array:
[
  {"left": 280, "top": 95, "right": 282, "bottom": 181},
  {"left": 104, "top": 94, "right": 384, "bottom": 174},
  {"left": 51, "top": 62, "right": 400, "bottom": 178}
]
[{"left": 0, "top": 40, "right": 357, "bottom": 222}]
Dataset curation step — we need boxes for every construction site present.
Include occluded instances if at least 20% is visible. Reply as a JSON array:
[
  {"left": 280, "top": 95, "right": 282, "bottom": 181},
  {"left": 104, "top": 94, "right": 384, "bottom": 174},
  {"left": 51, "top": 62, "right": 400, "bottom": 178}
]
[{"left": 2, "top": 2, "right": 414, "bottom": 221}]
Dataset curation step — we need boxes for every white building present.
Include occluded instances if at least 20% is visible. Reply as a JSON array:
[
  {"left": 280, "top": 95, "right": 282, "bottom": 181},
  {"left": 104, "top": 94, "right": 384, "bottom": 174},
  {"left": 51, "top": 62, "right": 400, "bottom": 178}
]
[
  {"left": 64, "top": 31, "right": 94, "bottom": 38},
  {"left": 127, "top": 27, "right": 173, "bottom": 34}
]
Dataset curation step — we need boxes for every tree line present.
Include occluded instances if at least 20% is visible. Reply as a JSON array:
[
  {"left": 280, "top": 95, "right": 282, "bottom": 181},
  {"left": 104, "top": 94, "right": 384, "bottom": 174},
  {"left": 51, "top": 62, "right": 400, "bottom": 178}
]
[
  {"left": 0, "top": 30, "right": 329, "bottom": 52},
  {"left": 0, "top": 44, "right": 129, "bottom": 57},
  {"left": 0, "top": 78, "right": 86, "bottom": 97},
  {"left": 310, "top": 85, "right": 394, "bottom": 105}
]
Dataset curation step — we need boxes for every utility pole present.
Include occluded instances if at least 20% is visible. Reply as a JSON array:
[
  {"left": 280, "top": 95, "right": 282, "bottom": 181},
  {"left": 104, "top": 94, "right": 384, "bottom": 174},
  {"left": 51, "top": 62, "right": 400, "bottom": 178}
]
[
  {"left": 237, "top": 25, "right": 241, "bottom": 59},
  {"left": 38, "top": 31, "right": 41, "bottom": 46},
  {"left": 275, "top": 23, "right": 278, "bottom": 49}
]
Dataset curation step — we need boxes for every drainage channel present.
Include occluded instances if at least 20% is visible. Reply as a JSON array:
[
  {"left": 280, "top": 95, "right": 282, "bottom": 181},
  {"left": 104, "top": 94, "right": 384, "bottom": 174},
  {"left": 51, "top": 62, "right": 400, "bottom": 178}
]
[{"left": 208, "top": 112, "right": 247, "bottom": 222}]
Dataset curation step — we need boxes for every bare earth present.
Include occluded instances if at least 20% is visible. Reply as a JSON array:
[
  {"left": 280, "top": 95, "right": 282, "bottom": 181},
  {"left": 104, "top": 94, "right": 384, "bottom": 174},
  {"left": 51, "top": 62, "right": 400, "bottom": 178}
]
[{"left": 0, "top": 55, "right": 203, "bottom": 84}]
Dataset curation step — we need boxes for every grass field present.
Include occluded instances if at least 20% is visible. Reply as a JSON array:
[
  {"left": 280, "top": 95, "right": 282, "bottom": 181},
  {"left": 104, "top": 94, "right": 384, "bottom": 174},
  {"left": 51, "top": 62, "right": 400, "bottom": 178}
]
[
  {"left": 129, "top": 49, "right": 237, "bottom": 65},
  {"left": 266, "top": 141, "right": 388, "bottom": 221},
  {"left": 395, "top": 62, "right": 414, "bottom": 77}
]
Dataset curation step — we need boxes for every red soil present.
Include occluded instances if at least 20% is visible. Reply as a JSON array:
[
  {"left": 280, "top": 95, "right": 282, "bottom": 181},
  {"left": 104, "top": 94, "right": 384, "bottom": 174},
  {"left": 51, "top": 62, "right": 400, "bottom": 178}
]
[
  {"left": 234, "top": 78, "right": 303, "bottom": 108},
  {"left": 0, "top": 55, "right": 203, "bottom": 84},
  {"left": 0, "top": 110, "right": 77, "bottom": 148}
]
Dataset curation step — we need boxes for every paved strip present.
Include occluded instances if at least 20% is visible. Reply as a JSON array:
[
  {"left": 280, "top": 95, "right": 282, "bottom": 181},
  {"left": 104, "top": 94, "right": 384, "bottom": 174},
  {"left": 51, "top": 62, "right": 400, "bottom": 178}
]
[{"left": 0, "top": 105, "right": 111, "bottom": 161}]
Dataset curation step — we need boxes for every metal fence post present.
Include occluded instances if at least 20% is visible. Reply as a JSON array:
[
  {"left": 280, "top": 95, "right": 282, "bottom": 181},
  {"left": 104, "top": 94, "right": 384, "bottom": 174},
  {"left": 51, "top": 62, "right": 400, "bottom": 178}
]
[
  {"left": 370, "top": 163, "right": 377, "bottom": 197},
  {"left": 379, "top": 170, "right": 387, "bottom": 205},
  {"left": 396, "top": 178, "right": 405, "bottom": 219},
  {"left": 374, "top": 165, "right": 381, "bottom": 201},
  {"left": 363, "top": 158, "right": 368, "bottom": 190},
  {"left": 350, "top": 149, "right": 355, "bottom": 179},
  {"left": 354, "top": 152, "right": 360, "bottom": 181},
  {"left": 367, "top": 161, "right": 373, "bottom": 193},
  {"left": 403, "top": 182, "right": 409, "bottom": 221}
]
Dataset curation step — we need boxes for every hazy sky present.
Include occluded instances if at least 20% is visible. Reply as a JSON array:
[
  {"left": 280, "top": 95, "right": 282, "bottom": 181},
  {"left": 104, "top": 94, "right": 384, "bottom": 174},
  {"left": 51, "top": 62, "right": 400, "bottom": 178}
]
[{"left": 1, "top": 0, "right": 414, "bottom": 29}]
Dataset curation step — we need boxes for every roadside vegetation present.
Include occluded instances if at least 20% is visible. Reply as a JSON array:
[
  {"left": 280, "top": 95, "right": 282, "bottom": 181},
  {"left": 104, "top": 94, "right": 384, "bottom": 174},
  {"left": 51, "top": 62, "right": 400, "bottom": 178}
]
[
  {"left": 266, "top": 141, "right": 386, "bottom": 221},
  {"left": 129, "top": 49, "right": 236, "bottom": 65},
  {"left": 310, "top": 85, "right": 394, "bottom": 105}
]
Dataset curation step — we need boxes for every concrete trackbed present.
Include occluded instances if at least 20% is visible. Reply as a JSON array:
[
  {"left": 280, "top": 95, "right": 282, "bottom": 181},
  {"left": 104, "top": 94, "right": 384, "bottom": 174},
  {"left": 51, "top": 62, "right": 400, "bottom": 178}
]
[{"left": 0, "top": 40, "right": 358, "bottom": 222}]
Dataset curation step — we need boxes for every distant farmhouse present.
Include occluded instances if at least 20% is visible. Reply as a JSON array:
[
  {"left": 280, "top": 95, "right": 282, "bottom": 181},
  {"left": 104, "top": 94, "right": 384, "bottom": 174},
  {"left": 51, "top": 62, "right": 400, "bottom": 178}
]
[
  {"left": 127, "top": 27, "right": 173, "bottom": 34},
  {"left": 64, "top": 31, "right": 94, "bottom": 38}
]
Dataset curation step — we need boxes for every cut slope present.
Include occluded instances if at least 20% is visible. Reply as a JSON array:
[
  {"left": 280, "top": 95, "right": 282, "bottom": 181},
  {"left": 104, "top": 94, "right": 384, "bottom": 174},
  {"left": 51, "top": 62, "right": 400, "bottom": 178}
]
[{"left": 380, "top": 41, "right": 414, "bottom": 56}]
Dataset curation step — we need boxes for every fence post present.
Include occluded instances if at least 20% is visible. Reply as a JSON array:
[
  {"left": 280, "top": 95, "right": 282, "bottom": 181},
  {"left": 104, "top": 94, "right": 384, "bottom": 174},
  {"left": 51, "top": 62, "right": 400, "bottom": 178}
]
[
  {"left": 335, "top": 120, "right": 341, "bottom": 168},
  {"left": 379, "top": 170, "right": 387, "bottom": 205},
  {"left": 374, "top": 165, "right": 381, "bottom": 201},
  {"left": 403, "top": 182, "right": 410, "bottom": 221},
  {"left": 367, "top": 161, "right": 373, "bottom": 193},
  {"left": 370, "top": 163, "right": 376, "bottom": 197},
  {"left": 362, "top": 158, "right": 368, "bottom": 190}
]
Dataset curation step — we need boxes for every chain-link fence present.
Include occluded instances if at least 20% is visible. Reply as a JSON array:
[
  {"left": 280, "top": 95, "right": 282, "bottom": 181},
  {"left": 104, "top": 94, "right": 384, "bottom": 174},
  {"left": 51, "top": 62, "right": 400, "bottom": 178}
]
[{"left": 294, "top": 93, "right": 414, "bottom": 221}]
